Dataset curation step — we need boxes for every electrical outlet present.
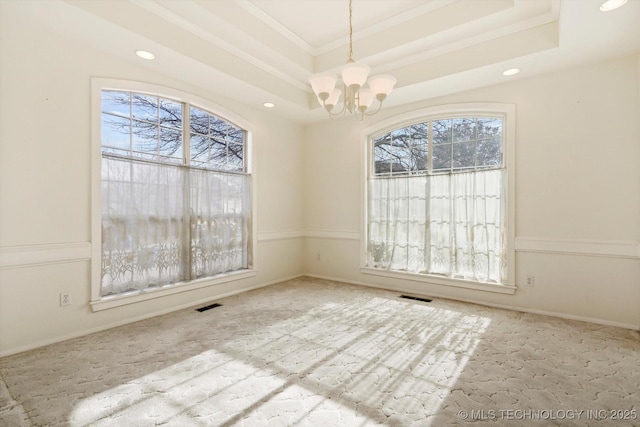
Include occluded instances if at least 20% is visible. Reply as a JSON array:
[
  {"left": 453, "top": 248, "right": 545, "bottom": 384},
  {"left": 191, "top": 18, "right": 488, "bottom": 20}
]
[
  {"left": 525, "top": 275, "right": 535, "bottom": 287},
  {"left": 60, "top": 292, "right": 72, "bottom": 307}
]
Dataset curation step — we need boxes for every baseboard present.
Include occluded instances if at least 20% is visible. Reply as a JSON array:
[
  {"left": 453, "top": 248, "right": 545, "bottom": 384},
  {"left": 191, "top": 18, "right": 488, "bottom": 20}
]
[
  {"left": 0, "top": 274, "right": 304, "bottom": 358},
  {"left": 2, "top": 271, "right": 636, "bottom": 357},
  {"left": 303, "top": 274, "right": 640, "bottom": 331}
]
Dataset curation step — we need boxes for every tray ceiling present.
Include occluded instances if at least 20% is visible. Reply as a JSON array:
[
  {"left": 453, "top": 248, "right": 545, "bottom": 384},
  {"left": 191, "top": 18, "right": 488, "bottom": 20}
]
[{"left": 15, "top": 0, "right": 640, "bottom": 123}]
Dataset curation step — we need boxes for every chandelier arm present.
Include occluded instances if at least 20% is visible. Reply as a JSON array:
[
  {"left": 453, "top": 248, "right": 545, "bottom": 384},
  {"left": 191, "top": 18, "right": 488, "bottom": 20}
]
[
  {"left": 363, "top": 100, "right": 384, "bottom": 116},
  {"left": 328, "top": 102, "right": 348, "bottom": 117},
  {"left": 320, "top": 83, "right": 349, "bottom": 117},
  {"left": 328, "top": 111, "right": 344, "bottom": 120}
]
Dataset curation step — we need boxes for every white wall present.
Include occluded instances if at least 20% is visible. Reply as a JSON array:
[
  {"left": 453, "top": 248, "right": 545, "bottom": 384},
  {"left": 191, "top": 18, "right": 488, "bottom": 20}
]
[
  {"left": 0, "top": 2, "right": 304, "bottom": 355},
  {"left": 303, "top": 55, "right": 640, "bottom": 329}
]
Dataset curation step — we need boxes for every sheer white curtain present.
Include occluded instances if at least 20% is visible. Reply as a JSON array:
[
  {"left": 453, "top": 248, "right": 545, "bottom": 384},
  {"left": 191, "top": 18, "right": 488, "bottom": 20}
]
[
  {"left": 369, "top": 175, "right": 429, "bottom": 273},
  {"left": 189, "top": 168, "right": 250, "bottom": 279},
  {"left": 368, "top": 169, "right": 505, "bottom": 283},
  {"left": 101, "top": 156, "right": 250, "bottom": 296},
  {"left": 101, "top": 157, "right": 184, "bottom": 295}
]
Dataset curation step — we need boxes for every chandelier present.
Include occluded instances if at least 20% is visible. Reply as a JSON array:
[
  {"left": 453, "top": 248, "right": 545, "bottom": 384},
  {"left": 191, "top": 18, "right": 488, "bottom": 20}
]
[{"left": 308, "top": 0, "right": 396, "bottom": 119}]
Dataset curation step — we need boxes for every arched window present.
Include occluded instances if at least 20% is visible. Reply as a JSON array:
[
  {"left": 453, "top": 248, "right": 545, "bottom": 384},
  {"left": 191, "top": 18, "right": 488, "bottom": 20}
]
[
  {"left": 91, "top": 79, "right": 255, "bottom": 309},
  {"left": 363, "top": 104, "right": 515, "bottom": 291}
]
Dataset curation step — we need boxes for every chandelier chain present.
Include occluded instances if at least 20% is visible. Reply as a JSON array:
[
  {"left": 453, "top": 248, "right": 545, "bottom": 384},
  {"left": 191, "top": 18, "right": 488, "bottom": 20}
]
[{"left": 348, "top": 0, "right": 353, "bottom": 61}]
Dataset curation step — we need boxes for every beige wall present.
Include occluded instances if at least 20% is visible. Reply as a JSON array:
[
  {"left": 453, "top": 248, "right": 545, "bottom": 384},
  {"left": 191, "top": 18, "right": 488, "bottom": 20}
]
[
  {"left": 303, "top": 55, "right": 640, "bottom": 328},
  {"left": 0, "top": 3, "right": 305, "bottom": 355}
]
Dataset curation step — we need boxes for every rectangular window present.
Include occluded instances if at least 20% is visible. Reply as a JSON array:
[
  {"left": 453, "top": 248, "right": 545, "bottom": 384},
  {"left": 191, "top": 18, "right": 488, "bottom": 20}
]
[
  {"left": 368, "top": 116, "right": 506, "bottom": 284},
  {"left": 99, "top": 90, "right": 251, "bottom": 297}
]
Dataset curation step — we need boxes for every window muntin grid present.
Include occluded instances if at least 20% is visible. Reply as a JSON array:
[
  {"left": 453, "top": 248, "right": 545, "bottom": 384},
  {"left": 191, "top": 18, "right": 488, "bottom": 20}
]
[
  {"left": 101, "top": 91, "right": 246, "bottom": 172},
  {"left": 373, "top": 117, "right": 503, "bottom": 176},
  {"left": 189, "top": 107, "right": 245, "bottom": 172}
]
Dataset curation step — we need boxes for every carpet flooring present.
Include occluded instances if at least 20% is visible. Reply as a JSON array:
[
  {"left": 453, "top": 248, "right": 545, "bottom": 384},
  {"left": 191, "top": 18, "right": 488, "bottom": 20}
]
[{"left": 1, "top": 277, "right": 639, "bottom": 426}]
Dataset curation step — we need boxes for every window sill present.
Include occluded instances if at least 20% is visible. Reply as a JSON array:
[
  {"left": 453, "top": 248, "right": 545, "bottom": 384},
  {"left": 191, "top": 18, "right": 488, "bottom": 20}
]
[
  {"left": 360, "top": 267, "right": 516, "bottom": 295},
  {"left": 91, "top": 269, "right": 257, "bottom": 312}
]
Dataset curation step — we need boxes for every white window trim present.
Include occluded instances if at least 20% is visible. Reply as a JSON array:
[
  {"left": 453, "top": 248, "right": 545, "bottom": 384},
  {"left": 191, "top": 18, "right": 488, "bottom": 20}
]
[
  {"left": 90, "top": 270, "right": 257, "bottom": 311},
  {"left": 90, "top": 78, "right": 257, "bottom": 311},
  {"left": 360, "top": 103, "right": 516, "bottom": 294}
]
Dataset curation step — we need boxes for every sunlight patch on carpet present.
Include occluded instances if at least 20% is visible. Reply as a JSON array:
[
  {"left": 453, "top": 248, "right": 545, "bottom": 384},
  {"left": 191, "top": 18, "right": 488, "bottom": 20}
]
[{"left": 70, "top": 295, "right": 491, "bottom": 425}]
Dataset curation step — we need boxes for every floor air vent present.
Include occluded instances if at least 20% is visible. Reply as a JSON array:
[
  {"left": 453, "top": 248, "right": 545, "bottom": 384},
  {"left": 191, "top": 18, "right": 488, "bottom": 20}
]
[
  {"left": 196, "top": 303, "right": 222, "bottom": 312},
  {"left": 400, "top": 295, "right": 432, "bottom": 303}
]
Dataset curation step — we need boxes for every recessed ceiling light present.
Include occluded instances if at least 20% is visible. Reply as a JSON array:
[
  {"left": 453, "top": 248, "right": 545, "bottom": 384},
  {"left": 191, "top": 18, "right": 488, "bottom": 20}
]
[
  {"left": 600, "top": 0, "right": 628, "bottom": 11},
  {"left": 135, "top": 50, "right": 155, "bottom": 60},
  {"left": 263, "top": 102, "right": 275, "bottom": 108},
  {"left": 502, "top": 68, "right": 520, "bottom": 76}
]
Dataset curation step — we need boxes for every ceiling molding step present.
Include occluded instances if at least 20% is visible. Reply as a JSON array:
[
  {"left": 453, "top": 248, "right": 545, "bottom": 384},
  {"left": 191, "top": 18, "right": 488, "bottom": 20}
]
[
  {"left": 130, "top": 0, "right": 312, "bottom": 92},
  {"left": 313, "top": 0, "right": 516, "bottom": 72},
  {"left": 65, "top": 0, "right": 311, "bottom": 110},
  {"left": 193, "top": 0, "right": 313, "bottom": 72},
  {"left": 235, "top": 0, "right": 315, "bottom": 54},
  {"left": 312, "top": 0, "right": 459, "bottom": 56},
  {"left": 392, "top": 21, "right": 559, "bottom": 89},
  {"left": 373, "top": 11, "right": 560, "bottom": 75}
]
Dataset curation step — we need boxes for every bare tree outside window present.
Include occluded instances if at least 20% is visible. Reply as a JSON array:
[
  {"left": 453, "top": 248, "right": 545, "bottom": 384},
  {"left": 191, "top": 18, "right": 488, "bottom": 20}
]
[
  {"left": 373, "top": 118, "right": 501, "bottom": 175},
  {"left": 374, "top": 123, "right": 428, "bottom": 174},
  {"left": 101, "top": 91, "right": 244, "bottom": 171}
]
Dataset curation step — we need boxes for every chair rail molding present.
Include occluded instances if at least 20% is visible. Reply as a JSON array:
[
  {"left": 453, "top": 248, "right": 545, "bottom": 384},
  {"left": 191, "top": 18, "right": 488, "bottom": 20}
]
[
  {"left": 257, "top": 229, "right": 360, "bottom": 241},
  {"left": 304, "top": 229, "right": 360, "bottom": 240},
  {"left": 257, "top": 230, "right": 305, "bottom": 242},
  {"left": 1, "top": 236, "right": 636, "bottom": 270},
  {"left": 0, "top": 242, "right": 92, "bottom": 269},
  {"left": 515, "top": 237, "right": 640, "bottom": 259}
]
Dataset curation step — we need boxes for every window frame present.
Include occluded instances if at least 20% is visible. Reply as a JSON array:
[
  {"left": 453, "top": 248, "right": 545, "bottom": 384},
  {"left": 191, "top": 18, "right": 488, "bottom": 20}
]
[
  {"left": 360, "top": 103, "right": 516, "bottom": 294},
  {"left": 90, "top": 78, "right": 257, "bottom": 311}
]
